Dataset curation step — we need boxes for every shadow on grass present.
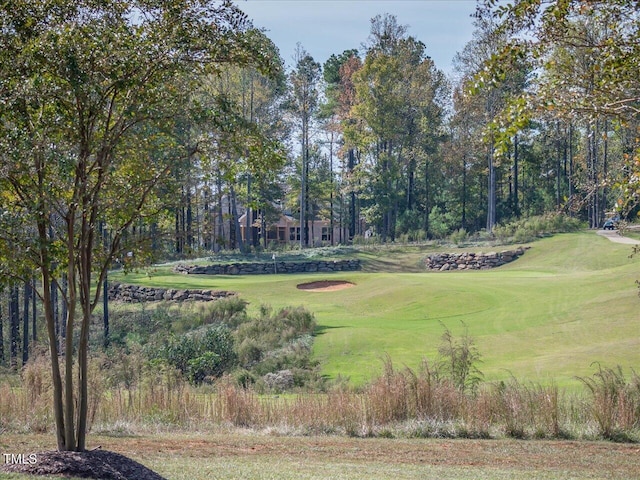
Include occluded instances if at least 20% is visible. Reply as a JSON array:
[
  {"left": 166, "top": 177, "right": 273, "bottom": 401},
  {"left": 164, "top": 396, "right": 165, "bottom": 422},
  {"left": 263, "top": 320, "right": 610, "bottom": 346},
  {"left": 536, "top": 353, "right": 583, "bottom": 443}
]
[
  {"left": 360, "top": 257, "right": 425, "bottom": 274},
  {"left": 315, "top": 325, "right": 345, "bottom": 336}
]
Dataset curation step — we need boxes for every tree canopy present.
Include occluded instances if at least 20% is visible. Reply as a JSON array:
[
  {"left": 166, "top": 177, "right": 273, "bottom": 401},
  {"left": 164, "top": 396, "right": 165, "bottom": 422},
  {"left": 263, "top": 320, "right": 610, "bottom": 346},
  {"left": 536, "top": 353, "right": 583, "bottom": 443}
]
[{"left": 0, "top": 0, "right": 281, "bottom": 451}]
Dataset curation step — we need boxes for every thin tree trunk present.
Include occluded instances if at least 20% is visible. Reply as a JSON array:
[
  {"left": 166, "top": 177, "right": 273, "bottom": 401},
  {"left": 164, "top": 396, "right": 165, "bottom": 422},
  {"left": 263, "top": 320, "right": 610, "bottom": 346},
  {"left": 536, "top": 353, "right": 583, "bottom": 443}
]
[
  {"left": 0, "top": 292, "right": 4, "bottom": 366},
  {"left": 61, "top": 276, "right": 67, "bottom": 347},
  {"left": 556, "top": 122, "right": 562, "bottom": 209},
  {"left": 230, "top": 183, "right": 245, "bottom": 253},
  {"left": 462, "top": 154, "right": 467, "bottom": 230},
  {"left": 246, "top": 174, "right": 252, "bottom": 248},
  {"left": 103, "top": 274, "right": 109, "bottom": 349},
  {"left": 186, "top": 187, "right": 193, "bottom": 251},
  {"left": 9, "top": 285, "right": 19, "bottom": 369},
  {"left": 513, "top": 134, "right": 519, "bottom": 217},
  {"left": 487, "top": 143, "right": 496, "bottom": 232},
  {"left": 64, "top": 215, "right": 77, "bottom": 451},
  {"left": 22, "top": 282, "right": 30, "bottom": 365},
  {"left": 348, "top": 149, "right": 356, "bottom": 241},
  {"left": 329, "top": 132, "right": 335, "bottom": 246},
  {"left": 216, "top": 172, "right": 224, "bottom": 251},
  {"left": 31, "top": 278, "right": 36, "bottom": 342},
  {"left": 40, "top": 253, "right": 65, "bottom": 449}
]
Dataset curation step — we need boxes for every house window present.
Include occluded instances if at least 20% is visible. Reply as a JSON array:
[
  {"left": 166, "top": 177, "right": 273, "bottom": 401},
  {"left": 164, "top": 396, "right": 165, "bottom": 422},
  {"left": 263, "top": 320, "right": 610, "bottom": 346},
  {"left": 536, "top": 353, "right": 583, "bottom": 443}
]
[
  {"left": 322, "top": 227, "right": 331, "bottom": 242},
  {"left": 289, "top": 227, "right": 300, "bottom": 241}
]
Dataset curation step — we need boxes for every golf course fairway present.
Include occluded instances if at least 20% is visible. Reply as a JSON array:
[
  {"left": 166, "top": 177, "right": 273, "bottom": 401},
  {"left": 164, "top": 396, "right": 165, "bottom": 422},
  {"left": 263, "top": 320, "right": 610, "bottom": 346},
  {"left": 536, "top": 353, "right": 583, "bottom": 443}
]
[{"left": 113, "top": 231, "right": 640, "bottom": 388}]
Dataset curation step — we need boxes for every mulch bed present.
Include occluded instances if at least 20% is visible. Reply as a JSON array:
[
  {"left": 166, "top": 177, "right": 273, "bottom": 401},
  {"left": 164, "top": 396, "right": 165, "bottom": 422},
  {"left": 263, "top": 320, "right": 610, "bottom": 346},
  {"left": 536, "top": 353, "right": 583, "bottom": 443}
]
[{"left": 0, "top": 449, "right": 166, "bottom": 480}]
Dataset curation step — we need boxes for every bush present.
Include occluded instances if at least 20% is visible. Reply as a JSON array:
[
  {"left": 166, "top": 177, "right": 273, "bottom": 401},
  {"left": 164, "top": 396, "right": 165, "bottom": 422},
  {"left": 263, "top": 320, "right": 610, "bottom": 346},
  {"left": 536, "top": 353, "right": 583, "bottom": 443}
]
[
  {"left": 437, "top": 323, "right": 483, "bottom": 394},
  {"left": 493, "top": 213, "right": 584, "bottom": 244},
  {"left": 157, "top": 325, "right": 237, "bottom": 385},
  {"left": 234, "top": 306, "right": 316, "bottom": 362},
  {"left": 448, "top": 228, "right": 469, "bottom": 246},
  {"left": 263, "top": 369, "right": 295, "bottom": 393},
  {"left": 196, "top": 296, "right": 248, "bottom": 327}
]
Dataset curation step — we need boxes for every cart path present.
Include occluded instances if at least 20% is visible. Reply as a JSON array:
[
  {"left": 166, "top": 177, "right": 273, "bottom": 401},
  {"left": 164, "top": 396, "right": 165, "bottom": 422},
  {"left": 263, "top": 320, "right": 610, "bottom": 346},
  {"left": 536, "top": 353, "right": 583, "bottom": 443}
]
[{"left": 597, "top": 229, "right": 640, "bottom": 244}]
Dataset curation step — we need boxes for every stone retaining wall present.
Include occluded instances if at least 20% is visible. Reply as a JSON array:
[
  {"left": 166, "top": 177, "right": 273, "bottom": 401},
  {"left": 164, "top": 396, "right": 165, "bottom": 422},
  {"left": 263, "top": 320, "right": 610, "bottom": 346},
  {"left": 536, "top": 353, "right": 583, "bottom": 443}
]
[
  {"left": 425, "top": 247, "right": 528, "bottom": 271},
  {"left": 174, "top": 259, "right": 361, "bottom": 275},
  {"left": 108, "top": 283, "right": 236, "bottom": 303}
]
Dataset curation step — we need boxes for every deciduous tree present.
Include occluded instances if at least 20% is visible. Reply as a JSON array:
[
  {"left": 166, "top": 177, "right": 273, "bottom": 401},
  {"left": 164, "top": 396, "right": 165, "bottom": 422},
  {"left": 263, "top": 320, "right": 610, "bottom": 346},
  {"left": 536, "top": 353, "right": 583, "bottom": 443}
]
[{"left": 0, "top": 0, "right": 278, "bottom": 452}]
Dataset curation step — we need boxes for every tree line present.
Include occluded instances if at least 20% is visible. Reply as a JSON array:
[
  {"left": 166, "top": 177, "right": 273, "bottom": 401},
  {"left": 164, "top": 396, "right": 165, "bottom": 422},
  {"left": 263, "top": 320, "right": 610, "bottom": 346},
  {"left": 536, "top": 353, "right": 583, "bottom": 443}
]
[{"left": 168, "top": 7, "right": 639, "bottom": 255}]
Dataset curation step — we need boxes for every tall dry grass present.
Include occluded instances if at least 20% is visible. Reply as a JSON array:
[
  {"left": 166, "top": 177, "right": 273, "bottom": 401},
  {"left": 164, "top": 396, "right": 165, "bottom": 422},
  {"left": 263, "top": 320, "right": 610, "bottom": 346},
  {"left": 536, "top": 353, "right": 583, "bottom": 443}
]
[{"left": 1, "top": 356, "right": 638, "bottom": 441}]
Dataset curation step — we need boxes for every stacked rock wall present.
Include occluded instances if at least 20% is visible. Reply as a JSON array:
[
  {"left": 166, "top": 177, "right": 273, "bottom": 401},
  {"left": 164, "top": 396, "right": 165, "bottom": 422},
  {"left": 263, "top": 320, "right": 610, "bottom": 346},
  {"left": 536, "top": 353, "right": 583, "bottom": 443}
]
[
  {"left": 425, "top": 247, "right": 528, "bottom": 271},
  {"left": 174, "top": 259, "right": 361, "bottom": 275},
  {"left": 108, "top": 283, "right": 236, "bottom": 303}
]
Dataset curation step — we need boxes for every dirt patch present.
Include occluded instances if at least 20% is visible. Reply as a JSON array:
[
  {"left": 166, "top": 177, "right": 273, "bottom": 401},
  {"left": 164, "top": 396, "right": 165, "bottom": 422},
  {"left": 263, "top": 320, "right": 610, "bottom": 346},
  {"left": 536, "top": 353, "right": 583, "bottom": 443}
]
[
  {"left": 297, "top": 280, "right": 355, "bottom": 292},
  {"left": 0, "top": 449, "right": 166, "bottom": 480}
]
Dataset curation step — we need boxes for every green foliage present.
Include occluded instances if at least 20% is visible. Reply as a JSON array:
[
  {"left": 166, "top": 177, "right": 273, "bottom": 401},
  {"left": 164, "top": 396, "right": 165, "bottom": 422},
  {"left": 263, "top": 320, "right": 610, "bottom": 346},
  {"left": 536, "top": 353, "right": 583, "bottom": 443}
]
[
  {"left": 437, "top": 323, "right": 483, "bottom": 394},
  {"left": 492, "top": 213, "right": 584, "bottom": 243},
  {"left": 234, "top": 306, "right": 317, "bottom": 380},
  {"left": 157, "top": 325, "right": 237, "bottom": 385},
  {"left": 196, "top": 296, "right": 249, "bottom": 327},
  {"left": 105, "top": 299, "right": 319, "bottom": 389},
  {"left": 448, "top": 228, "right": 469, "bottom": 246},
  {"left": 428, "top": 206, "right": 452, "bottom": 239}
]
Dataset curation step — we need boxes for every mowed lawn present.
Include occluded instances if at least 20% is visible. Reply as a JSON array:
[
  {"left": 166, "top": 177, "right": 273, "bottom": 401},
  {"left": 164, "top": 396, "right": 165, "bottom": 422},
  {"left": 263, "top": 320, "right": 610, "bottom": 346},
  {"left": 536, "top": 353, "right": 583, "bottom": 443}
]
[
  {"left": 2, "top": 433, "right": 640, "bottom": 480},
  {"left": 113, "top": 231, "right": 640, "bottom": 387}
]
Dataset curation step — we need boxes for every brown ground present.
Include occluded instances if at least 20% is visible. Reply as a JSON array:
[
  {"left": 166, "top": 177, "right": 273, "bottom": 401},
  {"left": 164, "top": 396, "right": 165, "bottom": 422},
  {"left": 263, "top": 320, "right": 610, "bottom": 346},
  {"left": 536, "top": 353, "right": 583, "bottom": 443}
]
[
  {"left": 296, "top": 280, "right": 355, "bottom": 291},
  {"left": 2, "top": 433, "right": 639, "bottom": 479}
]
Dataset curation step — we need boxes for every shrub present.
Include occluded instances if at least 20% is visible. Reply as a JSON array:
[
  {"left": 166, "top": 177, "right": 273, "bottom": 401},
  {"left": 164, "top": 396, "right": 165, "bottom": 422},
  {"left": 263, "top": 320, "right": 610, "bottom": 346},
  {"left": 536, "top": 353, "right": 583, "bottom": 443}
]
[
  {"left": 263, "top": 369, "right": 295, "bottom": 392},
  {"left": 437, "top": 323, "right": 483, "bottom": 394},
  {"left": 196, "top": 296, "right": 248, "bottom": 327},
  {"left": 579, "top": 364, "right": 640, "bottom": 440},
  {"left": 448, "top": 228, "right": 469, "bottom": 246},
  {"left": 493, "top": 213, "right": 585, "bottom": 244},
  {"left": 157, "top": 325, "right": 237, "bottom": 385}
]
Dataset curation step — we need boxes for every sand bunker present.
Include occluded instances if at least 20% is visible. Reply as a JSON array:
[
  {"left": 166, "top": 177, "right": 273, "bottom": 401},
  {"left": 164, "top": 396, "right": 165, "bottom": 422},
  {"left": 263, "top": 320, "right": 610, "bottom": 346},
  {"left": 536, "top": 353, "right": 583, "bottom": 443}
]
[{"left": 297, "top": 280, "right": 355, "bottom": 292}]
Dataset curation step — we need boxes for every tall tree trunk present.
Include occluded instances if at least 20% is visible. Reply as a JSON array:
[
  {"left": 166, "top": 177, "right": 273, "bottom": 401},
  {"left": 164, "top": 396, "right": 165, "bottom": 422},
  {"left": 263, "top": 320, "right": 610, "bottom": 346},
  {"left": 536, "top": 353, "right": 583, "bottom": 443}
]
[
  {"left": 22, "top": 282, "right": 30, "bottom": 365},
  {"left": 230, "top": 183, "right": 245, "bottom": 253},
  {"left": 186, "top": 187, "right": 193, "bottom": 251},
  {"left": 175, "top": 210, "right": 182, "bottom": 254},
  {"left": 568, "top": 123, "right": 574, "bottom": 205},
  {"left": 423, "top": 155, "right": 431, "bottom": 235},
  {"left": 462, "top": 154, "right": 467, "bottom": 230},
  {"left": 51, "top": 279, "right": 59, "bottom": 347},
  {"left": 513, "top": 134, "right": 519, "bottom": 217},
  {"left": 348, "top": 148, "right": 356, "bottom": 241},
  {"left": 61, "top": 276, "right": 68, "bottom": 348},
  {"left": 64, "top": 212, "right": 78, "bottom": 451},
  {"left": 0, "top": 292, "right": 4, "bottom": 366},
  {"left": 32, "top": 278, "right": 37, "bottom": 342},
  {"left": 9, "top": 285, "right": 19, "bottom": 369},
  {"left": 487, "top": 142, "right": 496, "bottom": 232},
  {"left": 329, "top": 132, "right": 335, "bottom": 246},
  {"left": 602, "top": 118, "right": 609, "bottom": 221},
  {"left": 216, "top": 172, "right": 224, "bottom": 252},
  {"left": 556, "top": 122, "right": 562, "bottom": 209},
  {"left": 587, "top": 120, "right": 598, "bottom": 228},
  {"left": 103, "top": 275, "right": 109, "bottom": 349}
]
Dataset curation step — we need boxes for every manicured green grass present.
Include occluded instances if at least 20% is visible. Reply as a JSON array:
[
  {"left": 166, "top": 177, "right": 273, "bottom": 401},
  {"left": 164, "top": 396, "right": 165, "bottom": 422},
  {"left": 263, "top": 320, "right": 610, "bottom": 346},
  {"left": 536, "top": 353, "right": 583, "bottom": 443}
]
[{"left": 113, "top": 231, "right": 640, "bottom": 387}]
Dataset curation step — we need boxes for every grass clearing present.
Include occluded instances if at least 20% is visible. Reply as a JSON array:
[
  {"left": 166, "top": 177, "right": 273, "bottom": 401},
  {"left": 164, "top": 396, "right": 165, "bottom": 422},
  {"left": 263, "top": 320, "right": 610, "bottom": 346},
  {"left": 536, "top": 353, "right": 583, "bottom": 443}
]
[
  {"left": 2, "top": 433, "right": 640, "bottom": 480},
  {"left": 113, "top": 231, "right": 640, "bottom": 388}
]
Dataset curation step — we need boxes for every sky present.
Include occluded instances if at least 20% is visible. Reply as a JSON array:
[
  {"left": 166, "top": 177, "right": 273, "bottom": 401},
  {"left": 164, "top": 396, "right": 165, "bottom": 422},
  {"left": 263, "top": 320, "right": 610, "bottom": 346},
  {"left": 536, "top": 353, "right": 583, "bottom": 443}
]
[{"left": 235, "top": 0, "right": 479, "bottom": 75}]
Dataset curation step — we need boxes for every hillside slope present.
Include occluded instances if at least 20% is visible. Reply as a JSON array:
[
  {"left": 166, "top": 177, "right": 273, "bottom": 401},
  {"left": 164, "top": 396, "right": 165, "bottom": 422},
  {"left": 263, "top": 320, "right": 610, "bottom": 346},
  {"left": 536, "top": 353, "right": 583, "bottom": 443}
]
[{"left": 114, "top": 231, "right": 640, "bottom": 387}]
